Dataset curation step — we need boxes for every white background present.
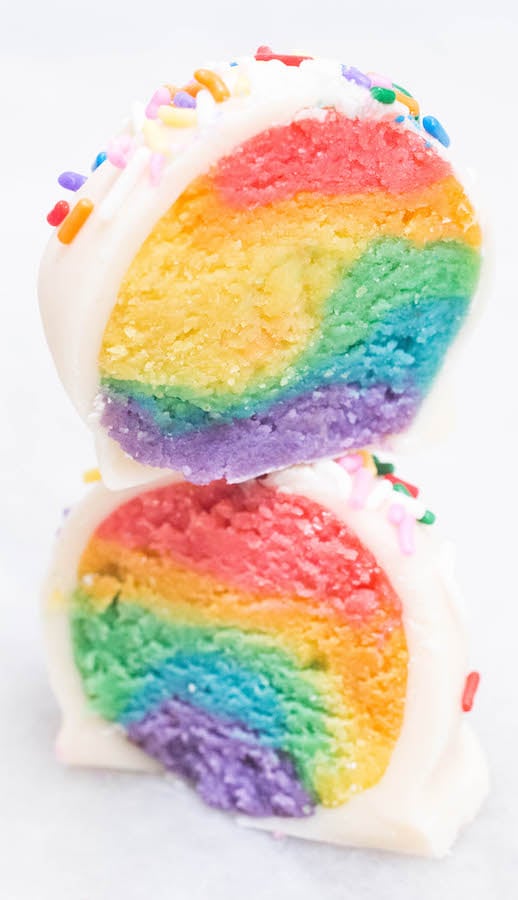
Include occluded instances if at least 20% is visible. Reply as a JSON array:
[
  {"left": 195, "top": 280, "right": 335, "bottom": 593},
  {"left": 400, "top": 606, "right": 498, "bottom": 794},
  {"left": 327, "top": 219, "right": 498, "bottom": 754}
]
[{"left": 1, "top": 1, "right": 518, "bottom": 897}]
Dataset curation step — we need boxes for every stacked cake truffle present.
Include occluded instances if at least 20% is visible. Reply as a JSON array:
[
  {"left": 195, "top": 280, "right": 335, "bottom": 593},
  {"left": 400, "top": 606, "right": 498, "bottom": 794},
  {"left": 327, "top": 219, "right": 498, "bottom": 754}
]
[{"left": 39, "top": 48, "right": 487, "bottom": 856}]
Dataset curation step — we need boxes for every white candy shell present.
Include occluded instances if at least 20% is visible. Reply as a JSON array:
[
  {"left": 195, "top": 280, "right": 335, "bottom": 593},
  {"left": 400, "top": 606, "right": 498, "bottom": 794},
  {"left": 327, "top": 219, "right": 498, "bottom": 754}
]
[
  {"left": 38, "top": 56, "right": 478, "bottom": 490},
  {"left": 43, "top": 458, "right": 488, "bottom": 856}
]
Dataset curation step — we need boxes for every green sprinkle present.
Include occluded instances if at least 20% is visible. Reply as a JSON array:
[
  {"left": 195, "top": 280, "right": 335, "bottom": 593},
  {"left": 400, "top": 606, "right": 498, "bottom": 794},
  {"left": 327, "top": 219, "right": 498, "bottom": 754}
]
[
  {"left": 392, "top": 482, "right": 412, "bottom": 497},
  {"left": 392, "top": 82, "right": 413, "bottom": 98},
  {"left": 372, "top": 455, "right": 395, "bottom": 475},
  {"left": 370, "top": 86, "right": 396, "bottom": 104},
  {"left": 418, "top": 509, "right": 436, "bottom": 525}
]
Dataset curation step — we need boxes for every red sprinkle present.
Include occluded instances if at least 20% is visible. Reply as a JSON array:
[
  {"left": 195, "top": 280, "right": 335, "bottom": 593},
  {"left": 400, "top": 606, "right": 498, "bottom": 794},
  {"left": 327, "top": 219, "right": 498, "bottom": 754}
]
[
  {"left": 46, "top": 200, "right": 70, "bottom": 226},
  {"left": 254, "top": 45, "right": 312, "bottom": 67},
  {"left": 462, "top": 671, "right": 480, "bottom": 712},
  {"left": 384, "top": 473, "right": 419, "bottom": 498}
]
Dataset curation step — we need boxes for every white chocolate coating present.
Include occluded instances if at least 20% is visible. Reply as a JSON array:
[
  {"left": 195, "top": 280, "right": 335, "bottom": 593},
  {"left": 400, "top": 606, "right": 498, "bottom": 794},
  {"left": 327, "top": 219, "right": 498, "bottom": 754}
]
[
  {"left": 42, "top": 458, "right": 488, "bottom": 856},
  {"left": 38, "top": 55, "right": 467, "bottom": 491}
]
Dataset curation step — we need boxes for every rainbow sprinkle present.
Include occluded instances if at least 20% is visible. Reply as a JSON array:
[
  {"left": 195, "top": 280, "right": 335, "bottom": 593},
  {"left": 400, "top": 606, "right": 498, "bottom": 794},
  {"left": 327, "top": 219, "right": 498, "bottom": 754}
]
[
  {"left": 423, "top": 115, "right": 450, "bottom": 148},
  {"left": 82, "top": 468, "right": 101, "bottom": 483},
  {"left": 462, "top": 672, "right": 480, "bottom": 712},
  {"left": 254, "top": 45, "right": 312, "bottom": 66},
  {"left": 57, "top": 198, "right": 94, "bottom": 245},
  {"left": 46, "top": 50, "right": 458, "bottom": 234},
  {"left": 58, "top": 171, "right": 87, "bottom": 192},
  {"left": 91, "top": 151, "right": 107, "bottom": 171},
  {"left": 46, "top": 200, "right": 70, "bottom": 227},
  {"left": 342, "top": 451, "right": 436, "bottom": 550}
]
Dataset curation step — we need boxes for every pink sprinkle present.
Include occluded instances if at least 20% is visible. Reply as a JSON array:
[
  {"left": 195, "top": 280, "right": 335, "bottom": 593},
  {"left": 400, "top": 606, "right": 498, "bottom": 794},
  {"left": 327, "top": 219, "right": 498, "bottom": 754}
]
[
  {"left": 107, "top": 135, "right": 133, "bottom": 169},
  {"left": 368, "top": 71, "right": 393, "bottom": 89},
  {"left": 349, "top": 467, "right": 374, "bottom": 509},
  {"left": 388, "top": 503, "right": 405, "bottom": 525},
  {"left": 145, "top": 87, "right": 171, "bottom": 120},
  {"left": 399, "top": 515, "right": 415, "bottom": 555},
  {"left": 337, "top": 453, "right": 363, "bottom": 474},
  {"left": 149, "top": 152, "right": 166, "bottom": 186},
  {"left": 388, "top": 503, "right": 415, "bottom": 555}
]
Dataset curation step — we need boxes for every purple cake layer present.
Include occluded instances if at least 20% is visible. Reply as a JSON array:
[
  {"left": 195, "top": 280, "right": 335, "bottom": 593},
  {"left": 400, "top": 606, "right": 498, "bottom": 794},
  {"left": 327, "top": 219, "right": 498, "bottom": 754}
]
[
  {"left": 127, "top": 697, "right": 314, "bottom": 817},
  {"left": 101, "top": 383, "right": 418, "bottom": 484}
]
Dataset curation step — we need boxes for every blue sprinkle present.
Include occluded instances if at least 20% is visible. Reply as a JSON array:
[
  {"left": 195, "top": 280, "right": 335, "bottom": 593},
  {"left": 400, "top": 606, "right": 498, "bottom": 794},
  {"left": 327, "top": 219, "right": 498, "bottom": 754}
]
[
  {"left": 341, "top": 65, "right": 371, "bottom": 89},
  {"left": 422, "top": 115, "right": 450, "bottom": 148},
  {"left": 394, "top": 114, "right": 405, "bottom": 123},
  {"left": 91, "top": 151, "right": 107, "bottom": 171},
  {"left": 173, "top": 90, "right": 197, "bottom": 109},
  {"left": 58, "top": 170, "right": 87, "bottom": 191},
  {"left": 230, "top": 61, "right": 238, "bottom": 67}
]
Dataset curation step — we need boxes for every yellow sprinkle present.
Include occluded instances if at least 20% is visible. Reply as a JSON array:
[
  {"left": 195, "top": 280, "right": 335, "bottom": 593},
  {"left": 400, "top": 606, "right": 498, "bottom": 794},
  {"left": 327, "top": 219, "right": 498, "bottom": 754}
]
[
  {"left": 158, "top": 105, "right": 197, "bottom": 128},
  {"left": 142, "top": 119, "right": 171, "bottom": 154},
  {"left": 233, "top": 73, "right": 251, "bottom": 97},
  {"left": 358, "top": 450, "right": 377, "bottom": 473},
  {"left": 83, "top": 468, "right": 101, "bottom": 483}
]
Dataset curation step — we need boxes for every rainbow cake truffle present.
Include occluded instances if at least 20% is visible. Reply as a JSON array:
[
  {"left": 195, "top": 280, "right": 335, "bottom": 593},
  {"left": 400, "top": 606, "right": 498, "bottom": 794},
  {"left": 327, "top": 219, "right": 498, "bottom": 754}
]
[
  {"left": 39, "top": 49, "right": 482, "bottom": 488},
  {"left": 44, "top": 453, "right": 487, "bottom": 856}
]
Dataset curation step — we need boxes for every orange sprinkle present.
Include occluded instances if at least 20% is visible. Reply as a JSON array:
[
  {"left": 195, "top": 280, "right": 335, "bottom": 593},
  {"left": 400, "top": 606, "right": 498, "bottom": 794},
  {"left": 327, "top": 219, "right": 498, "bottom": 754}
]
[
  {"left": 358, "top": 449, "right": 377, "bottom": 474},
  {"left": 182, "top": 81, "right": 204, "bottom": 98},
  {"left": 395, "top": 91, "right": 420, "bottom": 117},
  {"left": 57, "top": 198, "right": 94, "bottom": 245},
  {"left": 194, "top": 68, "right": 230, "bottom": 102}
]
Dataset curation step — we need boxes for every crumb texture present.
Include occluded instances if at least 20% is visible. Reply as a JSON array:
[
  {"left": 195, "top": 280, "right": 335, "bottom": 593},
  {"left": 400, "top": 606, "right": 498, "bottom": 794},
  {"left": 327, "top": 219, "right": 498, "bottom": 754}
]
[
  {"left": 98, "top": 112, "right": 481, "bottom": 481},
  {"left": 70, "top": 480, "right": 408, "bottom": 815}
]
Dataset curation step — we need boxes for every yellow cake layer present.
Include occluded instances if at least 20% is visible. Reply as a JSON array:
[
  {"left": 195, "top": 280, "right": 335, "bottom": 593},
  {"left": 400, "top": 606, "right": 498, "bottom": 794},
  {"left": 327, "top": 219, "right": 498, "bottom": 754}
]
[{"left": 99, "top": 175, "right": 480, "bottom": 392}]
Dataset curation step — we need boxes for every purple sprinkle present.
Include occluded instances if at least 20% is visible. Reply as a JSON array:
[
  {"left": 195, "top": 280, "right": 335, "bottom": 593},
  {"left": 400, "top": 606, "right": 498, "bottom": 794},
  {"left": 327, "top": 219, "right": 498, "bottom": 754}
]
[
  {"left": 173, "top": 90, "right": 197, "bottom": 109},
  {"left": 58, "top": 171, "right": 87, "bottom": 191},
  {"left": 342, "top": 65, "right": 371, "bottom": 89}
]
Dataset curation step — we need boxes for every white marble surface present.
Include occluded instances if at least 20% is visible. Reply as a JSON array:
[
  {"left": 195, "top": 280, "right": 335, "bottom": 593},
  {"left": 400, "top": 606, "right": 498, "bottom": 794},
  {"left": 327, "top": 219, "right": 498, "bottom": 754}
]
[{"left": 1, "top": 4, "right": 517, "bottom": 898}]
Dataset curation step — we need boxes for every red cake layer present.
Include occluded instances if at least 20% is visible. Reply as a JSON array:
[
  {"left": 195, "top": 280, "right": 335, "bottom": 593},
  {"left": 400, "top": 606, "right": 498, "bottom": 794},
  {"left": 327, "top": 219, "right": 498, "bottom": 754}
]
[
  {"left": 95, "top": 480, "right": 400, "bottom": 623},
  {"left": 213, "top": 114, "right": 451, "bottom": 208}
]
